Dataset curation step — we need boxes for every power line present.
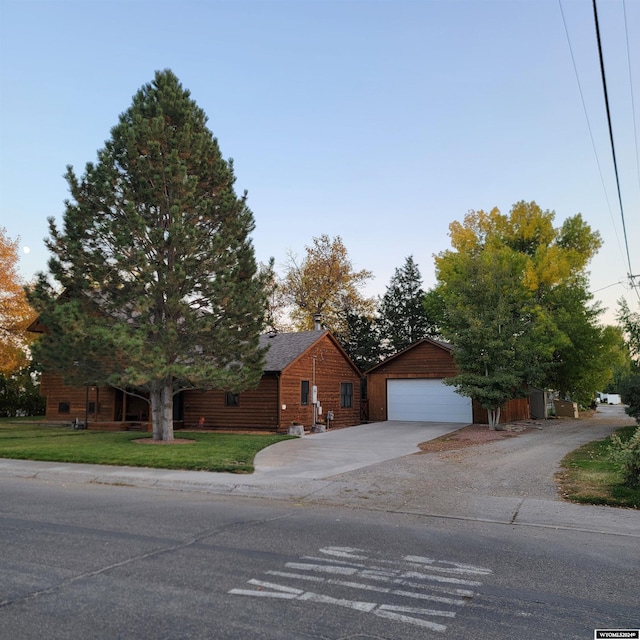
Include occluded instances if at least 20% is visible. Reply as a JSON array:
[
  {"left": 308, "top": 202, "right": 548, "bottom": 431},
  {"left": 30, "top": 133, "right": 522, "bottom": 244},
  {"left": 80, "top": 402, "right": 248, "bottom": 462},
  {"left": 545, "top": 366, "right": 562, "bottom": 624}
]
[
  {"left": 592, "top": 280, "right": 626, "bottom": 294},
  {"left": 591, "top": 0, "right": 638, "bottom": 302},
  {"left": 558, "top": 1, "right": 624, "bottom": 262},
  {"left": 623, "top": 0, "right": 640, "bottom": 203}
]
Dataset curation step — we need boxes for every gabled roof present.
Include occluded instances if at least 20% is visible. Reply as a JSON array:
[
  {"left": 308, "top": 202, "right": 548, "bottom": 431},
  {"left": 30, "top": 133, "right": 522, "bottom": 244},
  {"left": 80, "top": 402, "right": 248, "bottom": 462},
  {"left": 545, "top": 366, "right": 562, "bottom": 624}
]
[
  {"left": 259, "top": 330, "right": 362, "bottom": 377},
  {"left": 365, "top": 337, "right": 453, "bottom": 375}
]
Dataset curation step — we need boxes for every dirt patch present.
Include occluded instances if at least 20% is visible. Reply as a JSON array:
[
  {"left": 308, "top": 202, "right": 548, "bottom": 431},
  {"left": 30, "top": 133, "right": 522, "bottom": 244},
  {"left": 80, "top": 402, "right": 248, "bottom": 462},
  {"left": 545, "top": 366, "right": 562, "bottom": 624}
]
[
  {"left": 418, "top": 421, "right": 543, "bottom": 453},
  {"left": 133, "top": 438, "right": 196, "bottom": 445}
]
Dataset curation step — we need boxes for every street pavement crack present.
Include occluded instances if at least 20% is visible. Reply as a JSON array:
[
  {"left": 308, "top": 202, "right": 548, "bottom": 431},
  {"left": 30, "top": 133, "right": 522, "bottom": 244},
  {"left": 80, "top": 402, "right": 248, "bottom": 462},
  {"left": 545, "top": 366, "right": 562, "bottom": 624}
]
[
  {"left": 510, "top": 498, "right": 525, "bottom": 524},
  {"left": 0, "top": 512, "right": 292, "bottom": 609}
]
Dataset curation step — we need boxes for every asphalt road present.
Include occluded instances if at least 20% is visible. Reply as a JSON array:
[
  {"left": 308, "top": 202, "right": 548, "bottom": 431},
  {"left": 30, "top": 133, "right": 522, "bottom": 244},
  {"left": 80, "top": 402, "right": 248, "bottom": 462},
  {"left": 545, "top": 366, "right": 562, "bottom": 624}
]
[{"left": 1, "top": 477, "right": 638, "bottom": 640}]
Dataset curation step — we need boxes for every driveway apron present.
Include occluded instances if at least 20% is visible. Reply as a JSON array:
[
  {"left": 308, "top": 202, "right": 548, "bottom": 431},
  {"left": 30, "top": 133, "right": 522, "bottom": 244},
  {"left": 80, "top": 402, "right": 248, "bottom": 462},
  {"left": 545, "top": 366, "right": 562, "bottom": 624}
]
[{"left": 253, "top": 421, "right": 464, "bottom": 480}]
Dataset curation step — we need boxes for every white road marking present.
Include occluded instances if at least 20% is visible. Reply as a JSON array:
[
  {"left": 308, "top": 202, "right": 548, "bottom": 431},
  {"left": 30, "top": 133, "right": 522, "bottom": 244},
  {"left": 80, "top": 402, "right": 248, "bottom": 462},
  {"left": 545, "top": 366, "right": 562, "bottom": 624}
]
[
  {"left": 229, "top": 548, "right": 493, "bottom": 633},
  {"left": 266, "top": 570, "right": 467, "bottom": 605},
  {"left": 394, "top": 580, "right": 475, "bottom": 598},
  {"left": 295, "top": 562, "right": 477, "bottom": 596},
  {"left": 375, "top": 607, "right": 448, "bottom": 632},
  {"left": 319, "top": 546, "right": 368, "bottom": 560},
  {"left": 404, "top": 555, "right": 493, "bottom": 576},
  {"left": 228, "top": 589, "right": 296, "bottom": 599},
  {"left": 229, "top": 584, "right": 453, "bottom": 629},
  {"left": 297, "top": 591, "right": 377, "bottom": 612},
  {"left": 402, "top": 570, "right": 483, "bottom": 586},
  {"left": 247, "top": 580, "right": 303, "bottom": 594},
  {"left": 267, "top": 571, "right": 325, "bottom": 583},
  {"left": 286, "top": 562, "right": 358, "bottom": 575},
  {"left": 287, "top": 562, "right": 482, "bottom": 586}
]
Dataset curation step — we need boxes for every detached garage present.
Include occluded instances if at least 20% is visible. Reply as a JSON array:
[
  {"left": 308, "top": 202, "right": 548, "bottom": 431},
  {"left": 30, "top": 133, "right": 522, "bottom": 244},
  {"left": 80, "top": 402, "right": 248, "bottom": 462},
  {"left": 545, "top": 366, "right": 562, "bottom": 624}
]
[
  {"left": 387, "top": 379, "right": 472, "bottom": 423},
  {"left": 366, "top": 338, "right": 529, "bottom": 425}
]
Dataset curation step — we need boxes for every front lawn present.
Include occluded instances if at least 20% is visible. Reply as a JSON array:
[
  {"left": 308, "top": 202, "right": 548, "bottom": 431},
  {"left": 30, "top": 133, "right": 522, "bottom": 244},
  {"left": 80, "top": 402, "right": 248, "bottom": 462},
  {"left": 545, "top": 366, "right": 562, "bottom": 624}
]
[
  {"left": 0, "top": 421, "right": 293, "bottom": 473},
  {"left": 556, "top": 425, "right": 640, "bottom": 509}
]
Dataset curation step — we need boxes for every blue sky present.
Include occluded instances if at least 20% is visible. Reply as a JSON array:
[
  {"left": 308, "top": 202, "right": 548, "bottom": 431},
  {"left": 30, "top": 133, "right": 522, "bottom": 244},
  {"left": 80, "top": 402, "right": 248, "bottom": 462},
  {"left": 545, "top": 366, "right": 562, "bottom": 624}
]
[{"left": 1, "top": 0, "right": 638, "bottom": 325}]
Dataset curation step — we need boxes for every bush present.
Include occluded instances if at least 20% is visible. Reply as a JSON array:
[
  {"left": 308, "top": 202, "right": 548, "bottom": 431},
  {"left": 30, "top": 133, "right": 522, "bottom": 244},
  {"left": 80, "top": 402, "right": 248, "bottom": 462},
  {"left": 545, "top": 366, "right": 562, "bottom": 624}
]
[
  {"left": 0, "top": 367, "right": 46, "bottom": 417},
  {"left": 609, "top": 426, "right": 640, "bottom": 488},
  {"left": 619, "top": 372, "right": 640, "bottom": 424}
]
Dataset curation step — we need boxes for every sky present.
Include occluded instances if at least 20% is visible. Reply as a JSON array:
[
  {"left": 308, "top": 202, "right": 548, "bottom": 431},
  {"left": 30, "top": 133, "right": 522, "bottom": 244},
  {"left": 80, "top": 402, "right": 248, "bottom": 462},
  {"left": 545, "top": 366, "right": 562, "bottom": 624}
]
[{"left": 1, "top": 0, "right": 639, "bottom": 326}]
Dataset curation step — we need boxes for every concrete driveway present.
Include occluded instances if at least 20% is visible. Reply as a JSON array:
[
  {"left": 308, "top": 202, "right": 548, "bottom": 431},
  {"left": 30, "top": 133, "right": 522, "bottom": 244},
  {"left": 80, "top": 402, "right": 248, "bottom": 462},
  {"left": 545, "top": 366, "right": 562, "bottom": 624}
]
[{"left": 254, "top": 420, "right": 464, "bottom": 480}]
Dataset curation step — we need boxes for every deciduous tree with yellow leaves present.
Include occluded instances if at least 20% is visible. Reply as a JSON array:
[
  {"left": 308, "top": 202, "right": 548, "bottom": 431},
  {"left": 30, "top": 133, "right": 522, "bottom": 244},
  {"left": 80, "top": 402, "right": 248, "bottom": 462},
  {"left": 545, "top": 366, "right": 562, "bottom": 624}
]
[
  {"left": 0, "top": 228, "right": 35, "bottom": 375},
  {"left": 432, "top": 201, "right": 608, "bottom": 427},
  {"left": 281, "top": 234, "right": 375, "bottom": 338}
]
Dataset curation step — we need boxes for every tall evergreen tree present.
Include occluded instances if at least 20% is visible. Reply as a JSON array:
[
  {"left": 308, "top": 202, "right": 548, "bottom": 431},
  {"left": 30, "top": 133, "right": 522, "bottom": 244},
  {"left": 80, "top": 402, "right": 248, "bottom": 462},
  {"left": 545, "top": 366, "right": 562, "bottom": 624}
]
[
  {"left": 377, "top": 256, "right": 435, "bottom": 356},
  {"left": 338, "top": 310, "right": 381, "bottom": 372},
  {"left": 29, "top": 70, "right": 269, "bottom": 441}
]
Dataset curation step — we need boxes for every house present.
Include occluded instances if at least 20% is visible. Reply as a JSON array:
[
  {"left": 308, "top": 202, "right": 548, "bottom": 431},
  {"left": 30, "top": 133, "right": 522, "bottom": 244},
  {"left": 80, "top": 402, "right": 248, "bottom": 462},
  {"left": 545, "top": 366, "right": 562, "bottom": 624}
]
[
  {"left": 182, "top": 330, "right": 362, "bottom": 431},
  {"left": 366, "top": 338, "right": 530, "bottom": 425},
  {"left": 34, "top": 329, "right": 363, "bottom": 432}
]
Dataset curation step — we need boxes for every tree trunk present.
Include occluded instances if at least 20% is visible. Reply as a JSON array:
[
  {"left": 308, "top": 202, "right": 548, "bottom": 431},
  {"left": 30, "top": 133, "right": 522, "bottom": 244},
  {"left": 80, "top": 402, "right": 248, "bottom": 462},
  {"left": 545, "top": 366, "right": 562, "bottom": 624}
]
[
  {"left": 150, "top": 382, "right": 163, "bottom": 441},
  {"left": 488, "top": 406, "right": 502, "bottom": 430},
  {"left": 161, "top": 378, "right": 174, "bottom": 442}
]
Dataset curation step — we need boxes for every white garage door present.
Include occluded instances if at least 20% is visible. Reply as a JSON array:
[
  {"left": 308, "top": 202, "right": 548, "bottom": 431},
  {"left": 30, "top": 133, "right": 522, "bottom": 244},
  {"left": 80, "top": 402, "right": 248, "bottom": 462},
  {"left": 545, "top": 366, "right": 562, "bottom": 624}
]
[{"left": 387, "top": 379, "right": 472, "bottom": 423}]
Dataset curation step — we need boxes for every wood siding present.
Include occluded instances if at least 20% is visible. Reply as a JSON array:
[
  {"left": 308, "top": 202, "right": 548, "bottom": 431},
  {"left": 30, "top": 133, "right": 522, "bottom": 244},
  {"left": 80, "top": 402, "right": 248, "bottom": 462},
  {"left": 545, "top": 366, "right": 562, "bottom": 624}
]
[
  {"left": 367, "top": 341, "right": 456, "bottom": 422},
  {"left": 472, "top": 397, "right": 530, "bottom": 424},
  {"left": 40, "top": 374, "right": 117, "bottom": 422},
  {"left": 366, "top": 340, "right": 530, "bottom": 424},
  {"left": 278, "top": 333, "right": 362, "bottom": 429},
  {"left": 183, "top": 335, "right": 362, "bottom": 431},
  {"left": 183, "top": 375, "right": 279, "bottom": 430}
]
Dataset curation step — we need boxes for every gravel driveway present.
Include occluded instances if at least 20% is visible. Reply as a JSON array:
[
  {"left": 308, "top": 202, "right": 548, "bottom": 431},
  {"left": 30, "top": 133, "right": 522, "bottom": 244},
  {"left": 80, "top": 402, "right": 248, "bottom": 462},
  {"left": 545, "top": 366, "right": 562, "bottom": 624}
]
[{"left": 301, "top": 404, "right": 636, "bottom": 519}]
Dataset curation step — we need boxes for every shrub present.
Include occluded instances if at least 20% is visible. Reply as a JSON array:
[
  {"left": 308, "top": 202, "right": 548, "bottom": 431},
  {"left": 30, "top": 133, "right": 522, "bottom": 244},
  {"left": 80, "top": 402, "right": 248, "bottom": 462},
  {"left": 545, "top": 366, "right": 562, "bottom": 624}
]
[
  {"left": 619, "top": 372, "right": 640, "bottom": 424},
  {"left": 609, "top": 426, "right": 640, "bottom": 488}
]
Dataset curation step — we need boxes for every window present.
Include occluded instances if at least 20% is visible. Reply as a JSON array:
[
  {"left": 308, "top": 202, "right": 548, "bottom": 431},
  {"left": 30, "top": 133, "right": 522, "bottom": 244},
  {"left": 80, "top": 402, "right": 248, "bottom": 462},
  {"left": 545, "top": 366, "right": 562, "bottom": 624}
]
[
  {"left": 58, "top": 402, "right": 70, "bottom": 414},
  {"left": 301, "top": 380, "right": 310, "bottom": 405},
  {"left": 340, "top": 382, "right": 353, "bottom": 409},
  {"left": 225, "top": 391, "right": 239, "bottom": 407}
]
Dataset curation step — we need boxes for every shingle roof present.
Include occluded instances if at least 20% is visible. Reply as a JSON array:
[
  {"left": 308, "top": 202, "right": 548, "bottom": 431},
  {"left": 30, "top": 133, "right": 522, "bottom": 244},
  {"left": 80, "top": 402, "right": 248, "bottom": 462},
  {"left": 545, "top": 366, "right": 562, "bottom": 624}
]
[{"left": 259, "top": 330, "right": 327, "bottom": 372}]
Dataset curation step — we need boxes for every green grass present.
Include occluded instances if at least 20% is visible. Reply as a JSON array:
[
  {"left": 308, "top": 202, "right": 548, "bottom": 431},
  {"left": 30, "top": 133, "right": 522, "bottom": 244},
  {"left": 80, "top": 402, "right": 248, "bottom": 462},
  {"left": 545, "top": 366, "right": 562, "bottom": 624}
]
[
  {"left": 557, "top": 425, "right": 640, "bottom": 509},
  {"left": 0, "top": 420, "right": 294, "bottom": 473}
]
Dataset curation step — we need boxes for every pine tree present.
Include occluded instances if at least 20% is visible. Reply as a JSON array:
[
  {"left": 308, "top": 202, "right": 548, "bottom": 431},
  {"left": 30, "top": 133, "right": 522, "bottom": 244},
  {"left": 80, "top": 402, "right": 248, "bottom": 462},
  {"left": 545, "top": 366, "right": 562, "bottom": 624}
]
[
  {"left": 29, "top": 70, "right": 269, "bottom": 441},
  {"left": 339, "top": 310, "right": 381, "bottom": 372},
  {"left": 377, "top": 256, "right": 435, "bottom": 356}
]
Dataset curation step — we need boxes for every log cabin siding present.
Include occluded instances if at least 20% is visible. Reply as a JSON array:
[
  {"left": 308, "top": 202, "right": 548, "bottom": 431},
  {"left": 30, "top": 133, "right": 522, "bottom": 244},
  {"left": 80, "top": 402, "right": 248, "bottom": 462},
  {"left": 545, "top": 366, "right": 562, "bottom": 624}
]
[
  {"left": 40, "top": 374, "right": 116, "bottom": 422},
  {"left": 371, "top": 341, "right": 457, "bottom": 377},
  {"left": 366, "top": 340, "right": 456, "bottom": 422},
  {"left": 182, "top": 334, "right": 361, "bottom": 431},
  {"left": 278, "top": 333, "right": 361, "bottom": 429},
  {"left": 366, "top": 338, "right": 530, "bottom": 424},
  {"left": 472, "top": 397, "right": 530, "bottom": 424},
  {"left": 183, "top": 374, "right": 279, "bottom": 430}
]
